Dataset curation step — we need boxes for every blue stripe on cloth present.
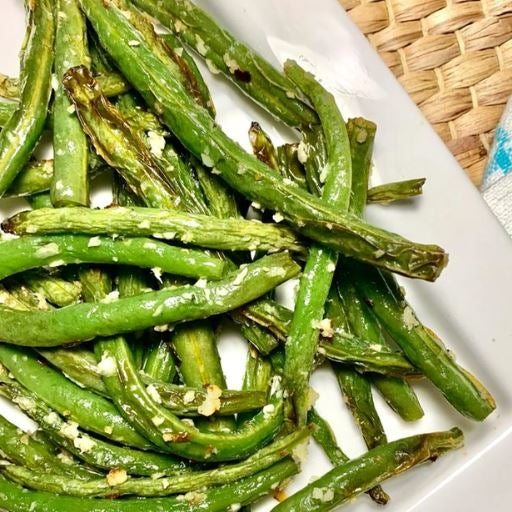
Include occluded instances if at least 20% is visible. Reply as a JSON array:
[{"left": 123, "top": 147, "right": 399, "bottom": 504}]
[
  {"left": 482, "top": 98, "right": 512, "bottom": 190},
  {"left": 482, "top": 97, "right": 512, "bottom": 236}
]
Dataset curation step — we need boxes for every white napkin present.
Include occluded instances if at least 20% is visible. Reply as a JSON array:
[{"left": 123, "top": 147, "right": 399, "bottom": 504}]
[{"left": 481, "top": 98, "right": 512, "bottom": 235}]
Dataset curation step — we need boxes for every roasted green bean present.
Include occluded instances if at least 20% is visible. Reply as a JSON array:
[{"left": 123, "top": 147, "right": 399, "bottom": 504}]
[
  {"left": 51, "top": 0, "right": 90, "bottom": 207},
  {"left": 130, "top": 0, "right": 317, "bottom": 128},
  {"left": 283, "top": 60, "right": 352, "bottom": 426},
  {"left": 367, "top": 178, "right": 426, "bottom": 204},
  {"left": 0, "top": 371, "right": 190, "bottom": 476},
  {"left": 351, "top": 262, "right": 496, "bottom": 421},
  {"left": 0, "top": 234, "right": 226, "bottom": 281},
  {"left": 274, "top": 428, "right": 464, "bottom": 511},
  {"left": 0, "top": 345, "right": 152, "bottom": 449},
  {"left": 3, "top": 428, "right": 309, "bottom": 497},
  {"left": 0, "top": 414, "right": 91, "bottom": 479},
  {"left": 0, "top": 0, "right": 54, "bottom": 197},
  {"left": 78, "top": 0, "right": 447, "bottom": 281},
  {"left": 3, "top": 206, "right": 304, "bottom": 254},
  {"left": 0, "top": 458, "right": 298, "bottom": 512}
]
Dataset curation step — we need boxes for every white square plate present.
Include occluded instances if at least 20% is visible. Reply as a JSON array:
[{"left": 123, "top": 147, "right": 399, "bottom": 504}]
[{"left": 1, "top": 1, "right": 512, "bottom": 511}]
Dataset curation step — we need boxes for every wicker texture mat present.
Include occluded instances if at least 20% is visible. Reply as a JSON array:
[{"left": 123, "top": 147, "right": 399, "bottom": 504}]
[{"left": 340, "top": 0, "right": 512, "bottom": 185}]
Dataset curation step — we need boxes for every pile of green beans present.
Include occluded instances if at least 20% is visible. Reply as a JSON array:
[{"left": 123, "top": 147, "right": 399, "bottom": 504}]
[{"left": 0, "top": 1, "right": 495, "bottom": 511}]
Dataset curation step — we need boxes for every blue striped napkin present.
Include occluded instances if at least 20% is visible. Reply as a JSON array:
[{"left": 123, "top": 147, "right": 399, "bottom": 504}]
[{"left": 481, "top": 98, "right": 512, "bottom": 236}]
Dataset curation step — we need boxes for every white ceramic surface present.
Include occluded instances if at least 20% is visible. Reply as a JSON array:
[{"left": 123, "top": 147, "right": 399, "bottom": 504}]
[{"left": 1, "top": 0, "right": 512, "bottom": 510}]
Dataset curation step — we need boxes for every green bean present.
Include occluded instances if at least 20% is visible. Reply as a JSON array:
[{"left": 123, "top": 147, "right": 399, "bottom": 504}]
[
  {"left": 0, "top": 252, "right": 301, "bottom": 346},
  {"left": 171, "top": 321, "right": 227, "bottom": 390},
  {"left": 161, "top": 148, "right": 211, "bottom": 216},
  {"left": 160, "top": 33, "right": 216, "bottom": 117},
  {"left": 116, "top": 266, "right": 153, "bottom": 297},
  {"left": 112, "top": 176, "right": 144, "bottom": 207},
  {"left": 283, "top": 60, "right": 352, "bottom": 426},
  {"left": 96, "top": 332, "right": 286, "bottom": 461},
  {"left": 322, "top": 192, "right": 390, "bottom": 504},
  {"left": 0, "top": 234, "right": 226, "bottom": 281},
  {"left": 3, "top": 206, "right": 304, "bottom": 254},
  {"left": 240, "top": 299, "right": 291, "bottom": 342},
  {"left": 336, "top": 271, "right": 424, "bottom": 421},
  {"left": 3, "top": 427, "right": 309, "bottom": 497},
  {"left": 231, "top": 310, "right": 280, "bottom": 354},
  {"left": 89, "top": 24, "right": 117, "bottom": 73},
  {"left": 81, "top": 265, "right": 174, "bottom": 451},
  {"left": 0, "top": 71, "right": 132, "bottom": 102},
  {"left": 238, "top": 347, "right": 273, "bottom": 426},
  {"left": 351, "top": 262, "right": 496, "bottom": 421},
  {"left": 63, "top": 67, "right": 181, "bottom": 210},
  {"left": 0, "top": 0, "right": 54, "bottom": 197},
  {"left": 38, "top": 347, "right": 108, "bottom": 396},
  {"left": 367, "top": 178, "right": 426, "bottom": 204},
  {"left": 273, "top": 428, "right": 464, "bottom": 511},
  {"left": 110, "top": 333, "right": 140, "bottom": 370},
  {"left": 22, "top": 270, "right": 82, "bottom": 307},
  {"left": 140, "top": 377, "right": 268, "bottom": 417},
  {"left": 170, "top": 156, "right": 242, "bottom": 432},
  {"left": 1, "top": 280, "right": 50, "bottom": 311},
  {"left": 0, "top": 374, "right": 191, "bottom": 476},
  {"left": 79, "top": 0, "right": 447, "bottom": 281},
  {"left": 329, "top": 370, "right": 391, "bottom": 503},
  {"left": 51, "top": 0, "right": 91, "bottom": 207},
  {"left": 157, "top": 148, "right": 240, "bottom": 435},
  {"left": 4, "top": 159, "right": 53, "bottom": 197},
  {"left": 76, "top": 260, "right": 289, "bottom": 460},
  {"left": 171, "top": 319, "right": 236, "bottom": 432},
  {"left": 301, "top": 125, "right": 327, "bottom": 197},
  {"left": 84, "top": 41, "right": 130, "bottom": 103},
  {"left": 307, "top": 409, "right": 387, "bottom": 505},
  {"left": 134, "top": 13, "right": 215, "bottom": 118},
  {"left": 193, "top": 158, "right": 241, "bottom": 219},
  {"left": 130, "top": 0, "right": 316, "bottom": 128},
  {"left": 0, "top": 285, "right": 30, "bottom": 312},
  {"left": 77, "top": 266, "right": 112, "bottom": 304},
  {"left": 7, "top": 269, "right": 414, "bottom": 381},
  {"left": 115, "top": 93, "right": 165, "bottom": 136},
  {"left": 141, "top": 336, "right": 176, "bottom": 382},
  {"left": 34, "top": 342, "right": 268, "bottom": 416},
  {"left": 0, "top": 101, "right": 15, "bottom": 127},
  {"left": 241, "top": 347, "right": 273, "bottom": 397},
  {"left": 36, "top": 343, "right": 266, "bottom": 415},
  {"left": 373, "top": 376, "right": 424, "bottom": 422},
  {"left": 27, "top": 192, "right": 53, "bottom": 209},
  {"left": 27, "top": 189, "right": 52, "bottom": 210},
  {"left": 0, "top": 282, "right": 39, "bottom": 310},
  {"left": 117, "top": 1, "right": 214, "bottom": 115},
  {"left": 324, "top": 117, "right": 387, "bottom": 472},
  {"left": 0, "top": 459, "right": 298, "bottom": 512},
  {"left": 307, "top": 409, "right": 349, "bottom": 465},
  {"left": 334, "top": 116, "right": 425, "bottom": 423},
  {"left": 111, "top": 178, "right": 179, "bottom": 384},
  {"left": 276, "top": 142, "right": 308, "bottom": 190},
  {"left": 92, "top": 71, "right": 131, "bottom": 97},
  {"left": 63, "top": 63, "right": 212, "bottom": 213},
  {"left": 249, "top": 122, "right": 280, "bottom": 171},
  {"left": 239, "top": 298, "right": 420, "bottom": 375},
  {"left": 0, "top": 345, "right": 152, "bottom": 449},
  {"left": 0, "top": 415, "right": 91, "bottom": 479},
  {"left": 335, "top": 368, "right": 387, "bottom": 449},
  {"left": 267, "top": 347, "right": 297, "bottom": 436},
  {"left": 346, "top": 118, "right": 373, "bottom": 214},
  {"left": 4, "top": 154, "right": 104, "bottom": 199},
  {"left": 318, "top": 340, "right": 420, "bottom": 377}
]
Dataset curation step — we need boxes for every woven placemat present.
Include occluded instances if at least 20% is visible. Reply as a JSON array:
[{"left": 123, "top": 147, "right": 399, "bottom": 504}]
[{"left": 340, "top": 0, "right": 512, "bottom": 185}]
